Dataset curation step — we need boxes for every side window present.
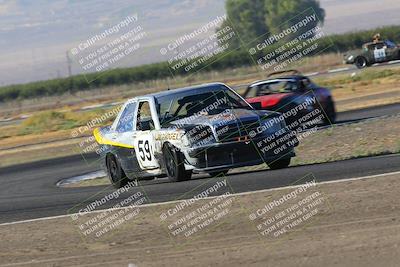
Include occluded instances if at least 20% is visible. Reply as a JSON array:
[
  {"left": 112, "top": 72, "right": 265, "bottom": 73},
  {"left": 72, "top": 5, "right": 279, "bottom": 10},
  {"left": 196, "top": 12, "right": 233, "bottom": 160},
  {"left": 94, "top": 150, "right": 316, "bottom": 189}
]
[
  {"left": 285, "top": 81, "right": 299, "bottom": 91},
  {"left": 367, "top": 44, "right": 375, "bottom": 51},
  {"left": 385, "top": 40, "right": 396, "bottom": 49},
  {"left": 245, "top": 86, "right": 259, "bottom": 98},
  {"left": 116, "top": 102, "right": 136, "bottom": 133},
  {"left": 375, "top": 43, "right": 385, "bottom": 50},
  {"left": 299, "top": 79, "right": 311, "bottom": 91},
  {"left": 258, "top": 84, "right": 270, "bottom": 95},
  {"left": 137, "top": 101, "right": 155, "bottom": 131}
]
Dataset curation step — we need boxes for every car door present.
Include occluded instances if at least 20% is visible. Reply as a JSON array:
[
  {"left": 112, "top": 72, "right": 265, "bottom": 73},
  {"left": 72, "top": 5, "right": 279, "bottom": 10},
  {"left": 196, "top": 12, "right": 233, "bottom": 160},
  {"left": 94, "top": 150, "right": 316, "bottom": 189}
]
[
  {"left": 109, "top": 100, "right": 143, "bottom": 175},
  {"left": 384, "top": 42, "right": 399, "bottom": 61},
  {"left": 133, "top": 99, "right": 160, "bottom": 170},
  {"left": 371, "top": 43, "right": 387, "bottom": 63}
]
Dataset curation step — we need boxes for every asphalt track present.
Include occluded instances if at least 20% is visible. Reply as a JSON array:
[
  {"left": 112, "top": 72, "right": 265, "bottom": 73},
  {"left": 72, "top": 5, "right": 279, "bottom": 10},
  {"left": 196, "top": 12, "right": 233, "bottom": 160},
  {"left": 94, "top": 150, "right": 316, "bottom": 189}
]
[
  {"left": 0, "top": 103, "right": 399, "bottom": 224},
  {"left": 335, "top": 102, "right": 400, "bottom": 123}
]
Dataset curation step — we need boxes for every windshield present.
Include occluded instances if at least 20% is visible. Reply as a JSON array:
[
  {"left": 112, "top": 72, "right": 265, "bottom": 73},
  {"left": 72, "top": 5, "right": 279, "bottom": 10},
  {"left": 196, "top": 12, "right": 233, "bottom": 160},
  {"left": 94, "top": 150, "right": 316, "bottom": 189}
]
[
  {"left": 156, "top": 85, "right": 252, "bottom": 125},
  {"left": 385, "top": 40, "right": 396, "bottom": 48},
  {"left": 246, "top": 79, "right": 299, "bottom": 98}
]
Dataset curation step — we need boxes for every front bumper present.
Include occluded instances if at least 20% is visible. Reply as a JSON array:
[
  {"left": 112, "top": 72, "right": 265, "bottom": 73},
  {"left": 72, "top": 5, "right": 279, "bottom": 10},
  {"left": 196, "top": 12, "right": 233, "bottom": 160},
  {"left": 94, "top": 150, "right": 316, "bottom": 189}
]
[
  {"left": 344, "top": 58, "right": 355, "bottom": 64},
  {"left": 184, "top": 134, "right": 298, "bottom": 173}
]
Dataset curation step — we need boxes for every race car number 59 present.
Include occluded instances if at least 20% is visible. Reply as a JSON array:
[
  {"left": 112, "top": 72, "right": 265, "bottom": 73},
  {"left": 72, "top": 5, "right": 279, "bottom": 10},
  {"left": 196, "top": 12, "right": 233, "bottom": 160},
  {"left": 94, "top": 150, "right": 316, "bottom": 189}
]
[
  {"left": 138, "top": 140, "right": 152, "bottom": 161},
  {"left": 135, "top": 137, "right": 159, "bottom": 169}
]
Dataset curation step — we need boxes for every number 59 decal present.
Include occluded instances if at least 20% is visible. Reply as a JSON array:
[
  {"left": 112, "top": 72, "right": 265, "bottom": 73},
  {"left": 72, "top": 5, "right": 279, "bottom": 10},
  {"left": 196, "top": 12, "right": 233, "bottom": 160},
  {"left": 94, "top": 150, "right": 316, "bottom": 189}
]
[
  {"left": 135, "top": 136, "right": 159, "bottom": 169},
  {"left": 138, "top": 140, "right": 152, "bottom": 161}
]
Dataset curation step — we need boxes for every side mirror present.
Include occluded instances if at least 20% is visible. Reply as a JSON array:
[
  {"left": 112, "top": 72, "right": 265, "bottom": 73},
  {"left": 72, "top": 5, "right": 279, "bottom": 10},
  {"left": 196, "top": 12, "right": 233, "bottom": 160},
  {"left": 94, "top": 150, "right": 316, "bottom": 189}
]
[{"left": 250, "top": 102, "right": 262, "bottom": 110}]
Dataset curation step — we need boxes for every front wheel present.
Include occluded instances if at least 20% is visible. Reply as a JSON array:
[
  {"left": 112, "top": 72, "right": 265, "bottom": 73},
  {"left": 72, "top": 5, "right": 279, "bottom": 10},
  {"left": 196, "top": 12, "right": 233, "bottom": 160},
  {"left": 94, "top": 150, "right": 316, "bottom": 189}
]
[
  {"left": 268, "top": 158, "right": 291, "bottom": 170},
  {"left": 355, "top": 57, "right": 368, "bottom": 69},
  {"left": 163, "top": 144, "right": 192, "bottom": 182},
  {"left": 322, "top": 100, "right": 336, "bottom": 125}
]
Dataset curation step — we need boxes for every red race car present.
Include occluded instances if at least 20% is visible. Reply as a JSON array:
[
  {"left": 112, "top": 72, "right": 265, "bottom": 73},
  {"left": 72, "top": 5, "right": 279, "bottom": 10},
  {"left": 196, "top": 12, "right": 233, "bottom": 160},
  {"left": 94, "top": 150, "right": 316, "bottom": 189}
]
[{"left": 243, "top": 70, "right": 336, "bottom": 126}]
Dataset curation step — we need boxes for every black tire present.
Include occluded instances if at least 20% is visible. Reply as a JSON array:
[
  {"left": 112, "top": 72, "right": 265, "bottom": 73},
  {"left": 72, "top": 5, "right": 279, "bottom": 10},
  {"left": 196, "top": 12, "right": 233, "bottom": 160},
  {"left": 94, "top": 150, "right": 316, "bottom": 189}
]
[
  {"left": 163, "top": 143, "right": 192, "bottom": 182},
  {"left": 322, "top": 100, "right": 336, "bottom": 125},
  {"left": 355, "top": 57, "right": 368, "bottom": 69},
  {"left": 106, "top": 154, "right": 128, "bottom": 188},
  {"left": 268, "top": 158, "right": 291, "bottom": 170},
  {"left": 208, "top": 170, "right": 229, "bottom": 178},
  {"left": 281, "top": 102, "right": 300, "bottom": 128}
]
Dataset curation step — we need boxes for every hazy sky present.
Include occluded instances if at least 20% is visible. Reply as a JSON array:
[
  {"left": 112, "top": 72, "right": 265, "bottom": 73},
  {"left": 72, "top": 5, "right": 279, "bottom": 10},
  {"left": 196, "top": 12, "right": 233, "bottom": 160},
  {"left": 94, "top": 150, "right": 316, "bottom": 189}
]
[{"left": 0, "top": 0, "right": 399, "bottom": 85}]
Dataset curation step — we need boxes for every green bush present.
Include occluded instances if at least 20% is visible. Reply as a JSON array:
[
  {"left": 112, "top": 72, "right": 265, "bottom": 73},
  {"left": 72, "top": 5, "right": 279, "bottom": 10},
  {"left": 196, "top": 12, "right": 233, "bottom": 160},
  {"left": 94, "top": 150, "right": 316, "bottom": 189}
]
[
  {"left": 18, "top": 108, "right": 114, "bottom": 135},
  {"left": 20, "top": 111, "right": 74, "bottom": 134}
]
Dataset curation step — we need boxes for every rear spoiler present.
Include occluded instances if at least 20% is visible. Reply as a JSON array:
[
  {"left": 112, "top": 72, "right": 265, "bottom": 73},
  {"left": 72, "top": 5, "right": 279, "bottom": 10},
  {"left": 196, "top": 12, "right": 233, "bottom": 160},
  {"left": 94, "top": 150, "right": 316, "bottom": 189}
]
[
  {"left": 267, "top": 70, "right": 302, "bottom": 78},
  {"left": 93, "top": 126, "right": 134, "bottom": 149}
]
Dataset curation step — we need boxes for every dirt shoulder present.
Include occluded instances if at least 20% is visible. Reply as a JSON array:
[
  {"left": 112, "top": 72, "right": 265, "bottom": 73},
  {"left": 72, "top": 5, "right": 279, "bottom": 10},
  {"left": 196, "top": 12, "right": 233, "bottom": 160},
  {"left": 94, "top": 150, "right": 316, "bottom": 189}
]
[{"left": 1, "top": 172, "right": 399, "bottom": 267}]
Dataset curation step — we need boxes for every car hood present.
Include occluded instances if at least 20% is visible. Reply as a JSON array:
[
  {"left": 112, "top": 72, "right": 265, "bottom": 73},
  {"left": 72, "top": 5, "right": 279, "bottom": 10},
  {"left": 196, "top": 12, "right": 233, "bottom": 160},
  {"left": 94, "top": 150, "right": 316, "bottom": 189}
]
[
  {"left": 344, "top": 49, "right": 363, "bottom": 57},
  {"left": 169, "top": 108, "right": 277, "bottom": 129}
]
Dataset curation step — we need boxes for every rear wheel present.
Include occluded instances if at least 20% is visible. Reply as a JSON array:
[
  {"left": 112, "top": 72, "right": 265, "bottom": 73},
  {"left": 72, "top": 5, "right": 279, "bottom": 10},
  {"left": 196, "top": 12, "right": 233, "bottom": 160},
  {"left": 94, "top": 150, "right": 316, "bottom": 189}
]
[
  {"left": 322, "top": 100, "right": 336, "bottom": 125},
  {"left": 355, "top": 57, "right": 368, "bottom": 69},
  {"left": 208, "top": 170, "right": 229, "bottom": 178},
  {"left": 268, "top": 158, "right": 291, "bottom": 170},
  {"left": 106, "top": 154, "right": 128, "bottom": 188},
  {"left": 163, "top": 143, "right": 192, "bottom": 182},
  {"left": 282, "top": 103, "right": 300, "bottom": 128}
]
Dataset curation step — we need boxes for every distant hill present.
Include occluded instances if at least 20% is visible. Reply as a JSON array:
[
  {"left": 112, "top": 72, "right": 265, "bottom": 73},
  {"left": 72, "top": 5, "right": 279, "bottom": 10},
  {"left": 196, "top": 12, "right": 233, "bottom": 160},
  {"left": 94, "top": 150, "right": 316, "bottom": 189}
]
[
  {"left": 322, "top": 0, "right": 400, "bottom": 34},
  {"left": 0, "top": 0, "right": 399, "bottom": 85}
]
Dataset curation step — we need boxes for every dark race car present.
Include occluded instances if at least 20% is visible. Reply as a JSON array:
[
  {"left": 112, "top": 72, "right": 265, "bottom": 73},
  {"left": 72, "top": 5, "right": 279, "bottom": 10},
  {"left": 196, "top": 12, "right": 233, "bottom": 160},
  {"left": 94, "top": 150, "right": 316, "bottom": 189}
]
[
  {"left": 344, "top": 40, "right": 400, "bottom": 69},
  {"left": 243, "top": 70, "right": 336, "bottom": 127}
]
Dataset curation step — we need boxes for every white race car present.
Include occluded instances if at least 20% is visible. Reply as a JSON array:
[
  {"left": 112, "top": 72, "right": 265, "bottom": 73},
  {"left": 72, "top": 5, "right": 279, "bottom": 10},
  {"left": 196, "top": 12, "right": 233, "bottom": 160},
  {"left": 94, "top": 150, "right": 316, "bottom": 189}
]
[{"left": 94, "top": 83, "right": 298, "bottom": 188}]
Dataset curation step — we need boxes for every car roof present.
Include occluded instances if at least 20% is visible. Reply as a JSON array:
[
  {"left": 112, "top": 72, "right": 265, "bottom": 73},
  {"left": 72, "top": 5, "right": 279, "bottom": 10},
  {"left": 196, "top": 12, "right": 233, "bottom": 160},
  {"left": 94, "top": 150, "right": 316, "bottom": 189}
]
[
  {"left": 363, "top": 41, "right": 384, "bottom": 46},
  {"left": 127, "top": 82, "right": 228, "bottom": 102},
  {"left": 249, "top": 75, "right": 306, "bottom": 87}
]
